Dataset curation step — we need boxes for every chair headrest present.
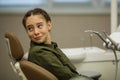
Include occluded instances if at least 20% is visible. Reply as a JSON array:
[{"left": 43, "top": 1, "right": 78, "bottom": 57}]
[{"left": 5, "top": 32, "right": 24, "bottom": 61}]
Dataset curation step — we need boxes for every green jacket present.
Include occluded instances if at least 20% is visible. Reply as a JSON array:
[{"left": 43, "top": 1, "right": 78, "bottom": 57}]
[{"left": 28, "top": 41, "right": 79, "bottom": 80}]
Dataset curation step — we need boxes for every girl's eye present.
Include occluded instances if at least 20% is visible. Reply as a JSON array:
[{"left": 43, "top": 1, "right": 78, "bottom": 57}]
[
  {"left": 37, "top": 23, "right": 43, "bottom": 29},
  {"left": 27, "top": 26, "right": 33, "bottom": 32},
  {"left": 38, "top": 25, "right": 41, "bottom": 28}
]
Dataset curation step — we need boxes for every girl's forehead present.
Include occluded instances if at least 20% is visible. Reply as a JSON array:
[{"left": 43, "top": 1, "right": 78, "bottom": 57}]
[
  {"left": 26, "top": 15, "right": 46, "bottom": 26},
  {"left": 29, "top": 14, "right": 45, "bottom": 20},
  {"left": 26, "top": 15, "right": 46, "bottom": 22}
]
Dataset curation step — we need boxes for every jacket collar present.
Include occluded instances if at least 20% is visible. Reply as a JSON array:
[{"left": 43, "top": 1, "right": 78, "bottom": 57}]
[
  {"left": 30, "top": 41, "right": 61, "bottom": 56},
  {"left": 30, "top": 41, "right": 58, "bottom": 49}
]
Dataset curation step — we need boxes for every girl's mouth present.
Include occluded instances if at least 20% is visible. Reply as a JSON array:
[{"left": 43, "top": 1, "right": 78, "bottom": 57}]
[{"left": 34, "top": 36, "right": 41, "bottom": 40}]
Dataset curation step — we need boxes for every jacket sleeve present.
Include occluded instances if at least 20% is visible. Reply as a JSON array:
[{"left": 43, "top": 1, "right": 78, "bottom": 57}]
[{"left": 28, "top": 49, "right": 77, "bottom": 80}]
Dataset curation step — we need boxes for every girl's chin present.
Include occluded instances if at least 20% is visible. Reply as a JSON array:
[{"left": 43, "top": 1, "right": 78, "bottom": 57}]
[{"left": 33, "top": 40, "right": 42, "bottom": 44}]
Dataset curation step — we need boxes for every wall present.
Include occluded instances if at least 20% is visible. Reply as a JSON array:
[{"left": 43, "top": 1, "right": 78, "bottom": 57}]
[
  {"left": 0, "top": 13, "right": 120, "bottom": 80},
  {"left": 51, "top": 14, "right": 111, "bottom": 48},
  {"left": 73, "top": 51, "right": 120, "bottom": 80}
]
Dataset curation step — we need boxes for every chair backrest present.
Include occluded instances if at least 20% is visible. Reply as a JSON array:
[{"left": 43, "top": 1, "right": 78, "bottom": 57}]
[
  {"left": 5, "top": 32, "right": 24, "bottom": 61},
  {"left": 5, "top": 32, "right": 58, "bottom": 80}
]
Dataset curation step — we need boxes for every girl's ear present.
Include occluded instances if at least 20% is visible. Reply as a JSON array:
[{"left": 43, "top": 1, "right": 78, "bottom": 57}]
[{"left": 47, "top": 21, "right": 52, "bottom": 31}]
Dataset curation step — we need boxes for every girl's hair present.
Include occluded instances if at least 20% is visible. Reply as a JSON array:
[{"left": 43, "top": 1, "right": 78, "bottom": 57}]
[{"left": 22, "top": 8, "right": 51, "bottom": 28}]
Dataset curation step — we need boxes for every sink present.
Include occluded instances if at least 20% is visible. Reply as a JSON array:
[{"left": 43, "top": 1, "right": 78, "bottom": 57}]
[
  {"left": 61, "top": 47, "right": 105, "bottom": 63},
  {"left": 61, "top": 48, "right": 86, "bottom": 62}
]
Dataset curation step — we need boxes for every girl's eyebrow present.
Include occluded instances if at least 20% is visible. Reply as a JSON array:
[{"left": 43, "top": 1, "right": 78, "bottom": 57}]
[
  {"left": 36, "top": 22, "right": 43, "bottom": 25},
  {"left": 37, "top": 22, "right": 43, "bottom": 24},
  {"left": 26, "top": 24, "right": 33, "bottom": 28}
]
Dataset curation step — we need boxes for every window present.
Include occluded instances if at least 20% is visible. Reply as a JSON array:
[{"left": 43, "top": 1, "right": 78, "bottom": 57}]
[
  {"left": 0, "top": 0, "right": 119, "bottom": 14},
  {"left": 53, "top": 0, "right": 90, "bottom": 3},
  {"left": 104, "top": 0, "right": 120, "bottom": 7},
  {"left": 0, "top": 0, "right": 43, "bottom": 6},
  {"left": 52, "top": 0, "right": 91, "bottom": 7}
]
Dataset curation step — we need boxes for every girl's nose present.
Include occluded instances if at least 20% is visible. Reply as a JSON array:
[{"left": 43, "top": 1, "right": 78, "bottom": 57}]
[{"left": 34, "top": 28, "right": 39, "bottom": 35}]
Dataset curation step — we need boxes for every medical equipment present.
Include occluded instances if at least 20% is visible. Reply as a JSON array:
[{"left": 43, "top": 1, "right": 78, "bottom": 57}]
[{"left": 85, "top": 30, "right": 119, "bottom": 80}]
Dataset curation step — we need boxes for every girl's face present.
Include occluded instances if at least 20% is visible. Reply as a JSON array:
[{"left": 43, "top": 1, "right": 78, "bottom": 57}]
[{"left": 25, "top": 15, "right": 52, "bottom": 44}]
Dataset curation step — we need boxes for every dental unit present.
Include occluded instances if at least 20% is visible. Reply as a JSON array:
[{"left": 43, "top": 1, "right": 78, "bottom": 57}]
[{"left": 85, "top": 30, "right": 120, "bottom": 80}]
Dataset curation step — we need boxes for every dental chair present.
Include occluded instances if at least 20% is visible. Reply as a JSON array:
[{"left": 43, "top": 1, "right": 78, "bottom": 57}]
[
  {"left": 5, "top": 32, "right": 101, "bottom": 80},
  {"left": 5, "top": 32, "right": 58, "bottom": 80}
]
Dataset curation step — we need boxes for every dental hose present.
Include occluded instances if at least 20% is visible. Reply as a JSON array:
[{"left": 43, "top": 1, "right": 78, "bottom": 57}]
[
  {"left": 111, "top": 47, "right": 118, "bottom": 80},
  {"left": 103, "top": 32, "right": 119, "bottom": 80}
]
